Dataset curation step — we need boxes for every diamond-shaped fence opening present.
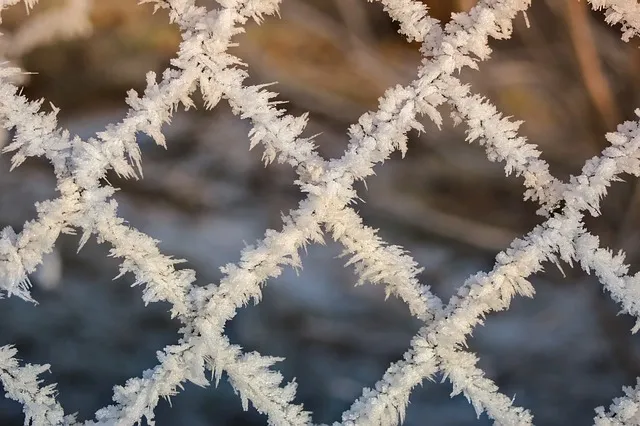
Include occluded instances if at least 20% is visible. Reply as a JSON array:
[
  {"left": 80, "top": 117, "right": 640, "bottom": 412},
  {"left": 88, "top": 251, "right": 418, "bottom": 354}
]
[
  {"left": 226, "top": 240, "right": 422, "bottom": 424},
  {"left": 234, "top": 3, "right": 417, "bottom": 124},
  {"left": 0, "top": 235, "right": 182, "bottom": 425},
  {"left": 2, "top": 0, "right": 640, "bottom": 426},
  {"left": 466, "top": 274, "right": 635, "bottom": 425}
]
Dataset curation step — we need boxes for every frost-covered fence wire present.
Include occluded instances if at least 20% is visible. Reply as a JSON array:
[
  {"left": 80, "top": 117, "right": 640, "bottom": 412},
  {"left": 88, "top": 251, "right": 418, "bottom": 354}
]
[{"left": 1, "top": 0, "right": 640, "bottom": 425}]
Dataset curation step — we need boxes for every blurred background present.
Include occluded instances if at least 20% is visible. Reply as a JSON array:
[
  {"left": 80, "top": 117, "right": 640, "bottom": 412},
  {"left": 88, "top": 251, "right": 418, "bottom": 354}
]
[{"left": 1, "top": 0, "right": 640, "bottom": 424}]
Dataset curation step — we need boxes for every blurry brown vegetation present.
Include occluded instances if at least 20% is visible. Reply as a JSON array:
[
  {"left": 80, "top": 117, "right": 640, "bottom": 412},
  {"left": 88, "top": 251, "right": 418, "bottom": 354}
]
[{"left": 5, "top": 0, "right": 640, "bottom": 260}]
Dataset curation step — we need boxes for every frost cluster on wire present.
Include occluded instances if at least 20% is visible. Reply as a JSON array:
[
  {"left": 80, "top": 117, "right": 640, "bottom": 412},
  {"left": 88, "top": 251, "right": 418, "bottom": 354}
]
[{"left": 1, "top": 0, "right": 640, "bottom": 425}]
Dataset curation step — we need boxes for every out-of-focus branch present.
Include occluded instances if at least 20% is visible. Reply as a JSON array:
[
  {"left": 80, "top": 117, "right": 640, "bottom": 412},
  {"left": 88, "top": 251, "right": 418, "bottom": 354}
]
[
  {"left": 456, "top": 0, "right": 476, "bottom": 12},
  {"left": 4, "top": 0, "right": 92, "bottom": 59},
  {"left": 564, "top": 0, "right": 620, "bottom": 132},
  {"left": 291, "top": 0, "right": 409, "bottom": 87},
  {"left": 333, "top": 0, "right": 375, "bottom": 45}
]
